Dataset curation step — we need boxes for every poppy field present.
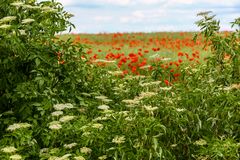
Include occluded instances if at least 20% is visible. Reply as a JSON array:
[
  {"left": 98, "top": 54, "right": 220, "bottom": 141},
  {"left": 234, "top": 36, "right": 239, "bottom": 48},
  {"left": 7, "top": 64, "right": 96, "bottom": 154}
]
[
  {"left": 0, "top": 1, "right": 239, "bottom": 160},
  {"left": 64, "top": 32, "right": 211, "bottom": 82}
]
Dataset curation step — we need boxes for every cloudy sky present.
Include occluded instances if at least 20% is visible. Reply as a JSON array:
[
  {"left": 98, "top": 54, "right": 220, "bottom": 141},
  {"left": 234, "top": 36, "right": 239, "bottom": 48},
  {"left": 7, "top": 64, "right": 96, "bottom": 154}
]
[{"left": 54, "top": 0, "right": 240, "bottom": 33}]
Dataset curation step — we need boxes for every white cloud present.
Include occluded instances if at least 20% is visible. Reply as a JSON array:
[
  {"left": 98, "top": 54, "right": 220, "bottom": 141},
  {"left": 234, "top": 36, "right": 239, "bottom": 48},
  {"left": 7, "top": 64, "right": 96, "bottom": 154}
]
[{"left": 94, "top": 16, "right": 113, "bottom": 22}]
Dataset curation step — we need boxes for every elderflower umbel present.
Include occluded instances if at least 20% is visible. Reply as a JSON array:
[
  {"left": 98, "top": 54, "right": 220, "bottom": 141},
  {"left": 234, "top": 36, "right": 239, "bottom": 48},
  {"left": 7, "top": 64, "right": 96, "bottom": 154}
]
[
  {"left": 10, "top": 2, "right": 24, "bottom": 7},
  {"left": 0, "top": 24, "right": 11, "bottom": 29},
  {"left": 92, "top": 123, "right": 104, "bottom": 130},
  {"left": 98, "top": 104, "right": 110, "bottom": 110},
  {"left": 53, "top": 103, "right": 74, "bottom": 111},
  {"left": 143, "top": 105, "right": 158, "bottom": 112},
  {"left": 21, "top": 18, "right": 35, "bottom": 24},
  {"left": 1, "top": 146, "right": 17, "bottom": 153},
  {"left": 10, "top": 154, "right": 22, "bottom": 160},
  {"left": 80, "top": 147, "right": 92, "bottom": 154},
  {"left": 64, "top": 143, "right": 77, "bottom": 149},
  {"left": 0, "top": 16, "right": 17, "bottom": 23},
  {"left": 51, "top": 111, "right": 63, "bottom": 117},
  {"left": 59, "top": 115, "right": 76, "bottom": 123},
  {"left": 49, "top": 121, "right": 62, "bottom": 130},
  {"left": 7, "top": 123, "right": 31, "bottom": 131},
  {"left": 112, "top": 135, "right": 126, "bottom": 144}
]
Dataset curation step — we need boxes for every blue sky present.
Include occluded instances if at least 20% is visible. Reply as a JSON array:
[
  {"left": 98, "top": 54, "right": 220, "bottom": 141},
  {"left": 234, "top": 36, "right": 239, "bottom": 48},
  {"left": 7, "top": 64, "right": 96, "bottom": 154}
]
[{"left": 55, "top": 0, "right": 240, "bottom": 33}]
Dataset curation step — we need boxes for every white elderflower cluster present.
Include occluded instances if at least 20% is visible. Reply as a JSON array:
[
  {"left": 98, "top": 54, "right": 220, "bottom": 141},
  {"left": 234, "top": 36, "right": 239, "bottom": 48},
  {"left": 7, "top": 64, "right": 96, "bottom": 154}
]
[
  {"left": 93, "top": 59, "right": 116, "bottom": 63},
  {"left": 10, "top": 154, "right": 22, "bottom": 160},
  {"left": 80, "top": 147, "right": 92, "bottom": 154},
  {"left": 53, "top": 103, "right": 74, "bottom": 111},
  {"left": 176, "top": 108, "right": 186, "bottom": 112},
  {"left": 98, "top": 155, "right": 107, "bottom": 160},
  {"left": 64, "top": 143, "right": 77, "bottom": 149},
  {"left": 10, "top": 2, "right": 24, "bottom": 7},
  {"left": 51, "top": 111, "right": 63, "bottom": 117},
  {"left": 93, "top": 116, "right": 108, "bottom": 122},
  {"left": 95, "top": 95, "right": 112, "bottom": 103},
  {"left": 143, "top": 105, "right": 158, "bottom": 112},
  {"left": 108, "top": 71, "right": 123, "bottom": 76},
  {"left": 138, "top": 91, "right": 157, "bottom": 99},
  {"left": 97, "top": 104, "right": 110, "bottom": 110},
  {"left": 0, "top": 24, "right": 11, "bottom": 29},
  {"left": 0, "top": 16, "right": 17, "bottom": 23},
  {"left": 59, "top": 115, "right": 76, "bottom": 123},
  {"left": 112, "top": 135, "right": 126, "bottom": 144},
  {"left": 41, "top": 6, "right": 58, "bottom": 13},
  {"left": 91, "top": 123, "right": 104, "bottom": 130},
  {"left": 1, "top": 146, "right": 17, "bottom": 153},
  {"left": 122, "top": 99, "right": 140, "bottom": 105},
  {"left": 49, "top": 154, "right": 72, "bottom": 160},
  {"left": 7, "top": 123, "right": 32, "bottom": 131},
  {"left": 21, "top": 18, "right": 35, "bottom": 24},
  {"left": 48, "top": 121, "right": 62, "bottom": 130},
  {"left": 139, "top": 81, "right": 161, "bottom": 87}
]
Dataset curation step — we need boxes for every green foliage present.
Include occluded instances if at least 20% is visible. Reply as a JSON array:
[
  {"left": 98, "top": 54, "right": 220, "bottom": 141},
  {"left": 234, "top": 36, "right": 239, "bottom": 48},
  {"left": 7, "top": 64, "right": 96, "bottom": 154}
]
[{"left": 0, "top": 2, "right": 239, "bottom": 160}]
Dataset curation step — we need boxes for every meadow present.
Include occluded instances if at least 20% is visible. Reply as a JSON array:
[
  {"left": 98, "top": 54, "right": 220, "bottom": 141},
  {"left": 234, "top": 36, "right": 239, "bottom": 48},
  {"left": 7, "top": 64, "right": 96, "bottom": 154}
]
[{"left": 0, "top": 1, "right": 239, "bottom": 160}]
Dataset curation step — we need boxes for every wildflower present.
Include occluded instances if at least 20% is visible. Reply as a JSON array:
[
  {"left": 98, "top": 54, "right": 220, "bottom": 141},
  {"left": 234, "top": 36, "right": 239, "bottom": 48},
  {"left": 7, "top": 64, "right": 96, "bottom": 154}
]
[
  {"left": 108, "top": 71, "right": 123, "bottom": 76},
  {"left": 80, "top": 147, "right": 92, "bottom": 154},
  {"left": 21, "top": 18, "right": 35, "bottom": 24},
  {"left": 1, "top": 146, "right": 17, "bottom": 153},
  {"left": 39, "top": 148, "right": 49, "bottom": 155},
  {"left": 194, "top": 139, "right": 207, "bottom": 146},
  {"left": 0, "top": 16, "right": 17, "bottom": 23},
  {"left": 176, "top": 108, "right": 186, "bottom": 112},
  {"left": 101, "top": 98, "right": 113, "bottom": 103},
  {"left": 98, "top": 155, "right": 107, "bottom": 160},
  {"left": 118, "top": 111, "right": 129, "bottom": 116},
  {"left": 92, "top": 123, "right": 104, "bottom": 130},
  {"left": 49, "top": 121, "right": 62, "bottom": 130},
  {"left": 59, "top": 115, "right": 76, "bottom": 123},
  {"left": 7, "top": 123, "right": 31, "bottom": 131},
  {"left": 98, "top": 104, "right": 110, "bottom": 110},
  {"left": 53, "top": 103, "right": 74, "bottom": 111},
  {"left": 82, "top": 132, "right": 91, "bottom": 137},
  {"left": 41, "top": 6, "right": 58, "bottom": 13},
  {"left": 22, "top": 5, "right": 40, "bottom": 9},
  {"left": 0, "top": 24, "right": 11, "bottom": 29},
  {"left": 139, "top": 91, "right": 157, "bottom": 99},
  {"left": 64, "top": 143, "right": 77, "bottom": 149},
  {"left": 10, "top": 2, "right": 24, "bottom": 7},
  {"left": 122, "top": 99, "right": 140, "bottom": 105},
  {"left": 143, "top": 105, "right": 158, "bottom": 112},
  {"left": 159, "top": 87, "right": 172, "bottom": 91},
  {"left": 74, "top": 156, "right": 85, "bottom": 160},
  {"left": 51, "top": 111, "right": 63, "bottom": 117},
  {"left": 95, "top": 95, "right": 108, "bottom": 100},
  {"left": 140, "top": 81, "right": 161, "bottom": 87},
  {"left": 93, "top": 116, "right": 108, "bottom": 121},
  {"left": 112, "top": 135, "right": 126, "bottom": 144},
  {"left": 10, "top": 154, "right": 22, "bottom": 160},
  {"left": 19, "top": 30, "right": 26, "bottom": 35},
  {"left": 164, "top": 80, "right": 171, "bottom": 86},
  {"left": 93, "top": 59, "right": 116, "bottom": 63}
]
